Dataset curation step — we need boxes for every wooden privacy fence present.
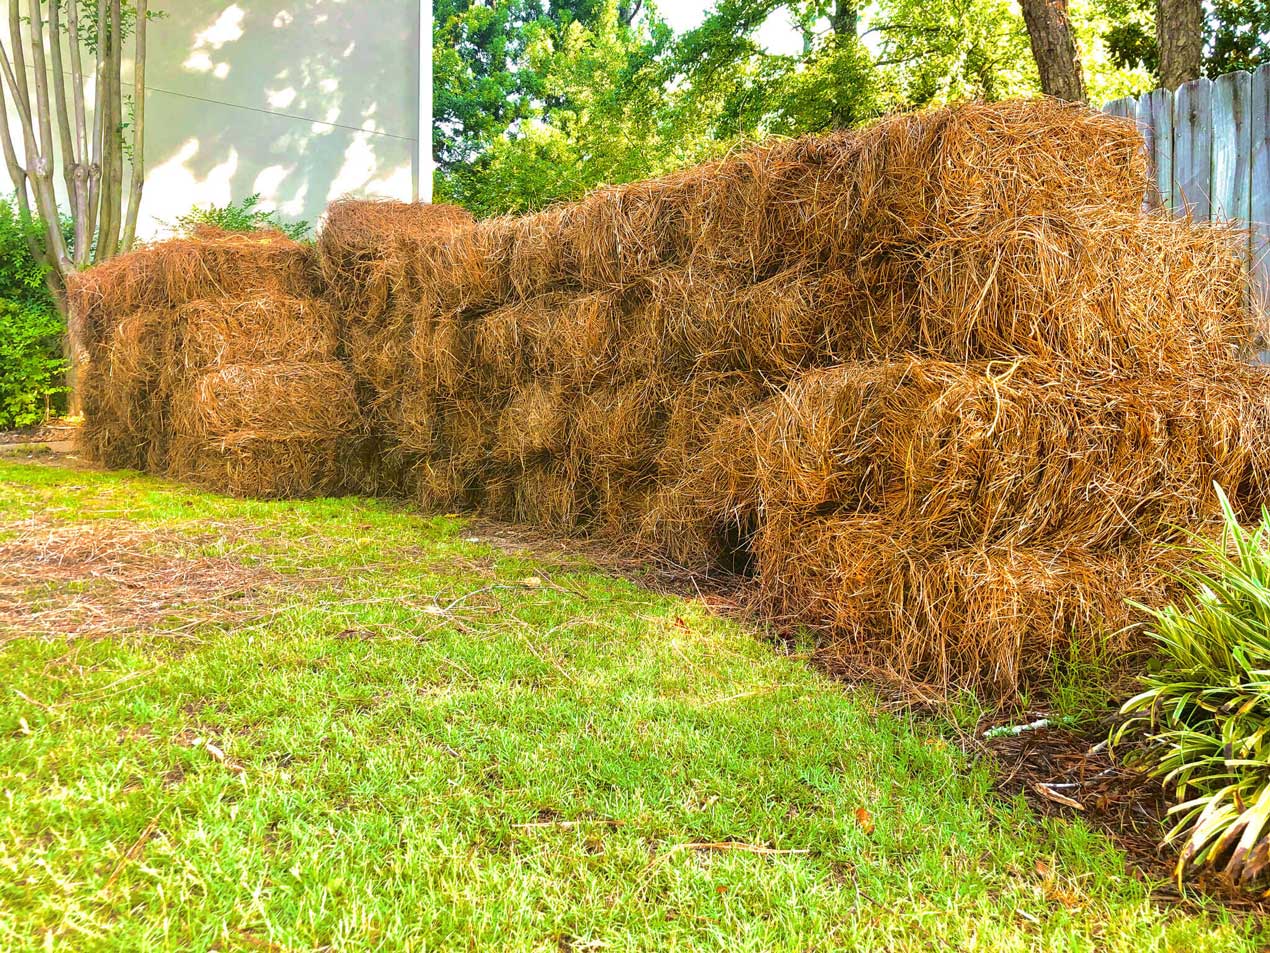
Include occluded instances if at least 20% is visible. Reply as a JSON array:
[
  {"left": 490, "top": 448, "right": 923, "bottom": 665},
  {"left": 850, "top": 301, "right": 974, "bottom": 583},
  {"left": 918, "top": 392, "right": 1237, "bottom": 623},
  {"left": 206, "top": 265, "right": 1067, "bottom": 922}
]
[{"left": 1104, "top": 66, "right": 1270, "bottom": 309}]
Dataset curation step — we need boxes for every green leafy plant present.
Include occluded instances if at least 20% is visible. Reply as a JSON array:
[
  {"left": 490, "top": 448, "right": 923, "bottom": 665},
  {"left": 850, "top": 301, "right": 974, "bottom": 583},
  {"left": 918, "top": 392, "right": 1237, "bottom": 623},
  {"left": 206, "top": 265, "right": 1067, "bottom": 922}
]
[
  {"left": 0, "top": 197, "right": 66, "bottom": 428},
  {"left": 174, "top": 193, "right": 310, "bottom": 242},
  {"left": 1115, "top": 485, "right": 1270, "bottom": 888}
]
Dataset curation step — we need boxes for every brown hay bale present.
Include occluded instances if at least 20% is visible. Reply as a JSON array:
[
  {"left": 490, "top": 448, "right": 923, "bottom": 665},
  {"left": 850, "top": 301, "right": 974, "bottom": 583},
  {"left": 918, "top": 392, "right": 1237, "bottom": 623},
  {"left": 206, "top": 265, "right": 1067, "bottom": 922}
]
[
  {"left": 414, "top": 455, "right": 470, "bottom": 511},
  {"left": 168, "top": 434, "right": 347, "bottom": 499},
  {"left": 441, "top": 398, "right": 502, "bottom": 479},
  {"left": 173, "top": 362, "right": 361, "bottom": 443},
  {"left": 573, "top": 376, "right": 671, "bottom": 481},
  {"left": 751, "top": 511, "right": 1173, "bottom": 698},
  {"left": 505, "top": 206, "right": 575, "bottom": 298},
  {"left": 67, "top": 228, "right": 318, "bottom": 346},
  {"left": 658, "top": 372, "right": 770, "bottom": 478},
  {"left": 773, "top": 99, "right": 1148, "bottom": 267},
  {"left": 471, "top": 301, "right": 533, "bottom": 389},
  {"left": 396, "top": 390, "right": 442, "bottom": 457},
  {"left": 494, "top": 380, "right": 572, "bottom": 464},
  {"left": 908, "top": 211, "right": 1257, "bottom": 368},
  {"left": 412, "top": 218, "right": 512, "bottom": 312},
  {"left": 513, "top": 291, "right": 628, "bottom": 385},
  {"left": 747, "top": 358, "right": 1270, "bottom": 548},
  {"left": 178, "top": 295, "right": 340, "bottom": 369},
  {"left": 317, "top": 199, "right": 474, "bottom": 320},
  {"left": 512, "top": 464, "right": 588, "bottom": 529},
  {"left": 166, "top": 361, "right": 361, "bottom": 498}
]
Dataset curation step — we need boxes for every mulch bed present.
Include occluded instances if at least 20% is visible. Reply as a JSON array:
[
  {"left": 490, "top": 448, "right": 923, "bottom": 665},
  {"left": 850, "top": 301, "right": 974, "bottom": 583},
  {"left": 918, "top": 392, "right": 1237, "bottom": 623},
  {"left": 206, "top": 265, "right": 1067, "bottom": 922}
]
[{"left": 982, "top": 715, "right": 1270, "bottom": 913}]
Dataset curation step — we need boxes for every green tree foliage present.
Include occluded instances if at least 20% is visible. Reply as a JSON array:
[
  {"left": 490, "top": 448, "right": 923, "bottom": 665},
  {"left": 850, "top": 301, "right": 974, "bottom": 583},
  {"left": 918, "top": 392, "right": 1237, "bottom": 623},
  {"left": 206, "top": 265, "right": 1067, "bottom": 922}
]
[
  {"left": 872, "top": 0, "right": 1038, "bottom": 104},
  {"left": 435, "top": 0, "right": 695, "bottom": 216},
  {"left": 0, "top": 198, "right": 67, "bottom": 428},
  {"left": 1207, "top": 0, "right": 1270, "bottom": 75},
  {"left": 431, "top": 0, "right": 1163, "bottom": 216},
  {"left": 1097, "top": 0, "right": 1270, "bottom": 81}
]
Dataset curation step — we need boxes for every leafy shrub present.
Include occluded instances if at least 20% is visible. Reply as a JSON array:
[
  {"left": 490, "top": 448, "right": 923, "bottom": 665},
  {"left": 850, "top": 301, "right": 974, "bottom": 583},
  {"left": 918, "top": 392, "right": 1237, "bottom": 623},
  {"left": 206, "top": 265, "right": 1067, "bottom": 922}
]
[
  {"left": 1115, "top": 486, "right": 1270, "bottom": 888},
  {"left": 0, "top": 198, "right": 66, "bottom": 428},
  {"left": 174, "top": 193, "right": 310, "bottom": 241}
]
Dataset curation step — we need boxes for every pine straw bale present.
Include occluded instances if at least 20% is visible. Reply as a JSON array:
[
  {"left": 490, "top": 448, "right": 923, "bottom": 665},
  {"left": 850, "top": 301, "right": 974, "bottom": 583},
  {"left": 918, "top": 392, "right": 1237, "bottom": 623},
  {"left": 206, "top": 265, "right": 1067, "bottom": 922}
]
[
  {"left": 741, "top": 357, "right": 1270, "bottom": 548},
  {"left": 168, "top": 435, "right": 347, "bottom": 499},
  {"left": 751, "top": 511, "right": 1174, "bottom": 699},
  {"left": 414, "top": 455, "right": 470, "bottom": 511},
  {"left": 396, "top": 389, "right": 443, "bottom": 457},
  {"left": 505, "top": 206, "right": 575, "bottom": 298},
  {"left": 166, "top": 362, "right": 361, "bottom": 498},
  {"left": 173, "top": 362, "right": 361, "bottom": 443},
  {"left": 573, "top": 376, "right": 672, "bottom": 481},
  {"left": 411, "top": 218, "right": 513, "bottom": 312},
  {"left": 68, "top": 228, "right": 318, "bottom": 346},
  {"left": 494, "top": 380, "right": 573, "bottom": 465},
  {"left": 594, "top": 480, "right": 656, "bottom": 539},
  {"left": 178, "top": 295, "right": 340, "bottom": 368},
  {"left": 658, "top": 372, "right": 770, "bottom": 477},
  {"left": 772, "top": 99, "right": 1147, "bottom": 267},
  {"left": 534, "top": 291, "right": 628, "bottom": 383},
  {"left": 77, "top": 362, "right": 155, "bottom": 471},
  {"left": 317, "top": 199, "right": 475, "bottom": 319},
  {"left": 907, "top": 211, "right": 1257, "bottom": 368},
  {"left": 440, "top": 398, "right": 503, "bottom": 482},
  {"left": 512, "top": 463, "right": 589, "bottom": 529}
]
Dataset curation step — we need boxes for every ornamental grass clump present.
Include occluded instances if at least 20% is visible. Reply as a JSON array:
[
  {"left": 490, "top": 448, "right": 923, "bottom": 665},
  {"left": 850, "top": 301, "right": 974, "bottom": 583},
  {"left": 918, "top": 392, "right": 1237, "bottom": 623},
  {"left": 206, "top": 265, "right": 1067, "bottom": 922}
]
[{"left": 1116, "top": 487, "right": 1270, "bottom": 889}]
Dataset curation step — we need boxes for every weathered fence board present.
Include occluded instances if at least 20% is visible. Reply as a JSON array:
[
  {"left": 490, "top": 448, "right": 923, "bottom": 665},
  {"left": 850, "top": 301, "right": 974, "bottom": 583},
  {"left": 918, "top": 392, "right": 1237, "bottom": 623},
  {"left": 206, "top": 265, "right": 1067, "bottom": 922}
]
[
  {"left": 1174, "top": 77, "right": 1213, "bottom": 217},
  {"left": 1251, "top": 65, "right": 1270, "bottom": 311},
  {"left": 1105, "top": 68, "right": 1270, "bottom": 321},
  {"left": 1141, "top": 88, "right": 1173, "bottom": 209},
  {"left": 1211, "top": 71, "right": 1251, "bottom": 222}
]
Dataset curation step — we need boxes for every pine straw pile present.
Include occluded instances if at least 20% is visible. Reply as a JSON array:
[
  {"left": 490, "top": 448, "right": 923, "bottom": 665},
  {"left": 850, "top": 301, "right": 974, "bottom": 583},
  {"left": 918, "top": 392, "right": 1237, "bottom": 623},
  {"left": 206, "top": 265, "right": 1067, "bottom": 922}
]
[
  {"left": 329, "top": 98, "right": 1270, "bottom": 701},
  {"left": 71, "top": 99, "right": 1270, "bottom": 701},
  {"left": 68, "top": 227, "right": 361, "bottom": 497}
]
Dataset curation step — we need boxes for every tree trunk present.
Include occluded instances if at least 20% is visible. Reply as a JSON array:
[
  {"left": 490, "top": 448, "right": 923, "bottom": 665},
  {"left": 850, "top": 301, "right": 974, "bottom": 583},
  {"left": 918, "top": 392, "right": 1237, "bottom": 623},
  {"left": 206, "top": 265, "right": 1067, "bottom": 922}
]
[
  {"left": 1157, "top": 0, "right": 1203, "bottom": 90},
  {"left": 1019, "top": 0, "right": 1086, "bottom": 102},
  {"left": 121, "top": 0, "right": 147, "bottom": 252},
  {"left": 830, "top": 0, "right": 858, "bottom": 39}
]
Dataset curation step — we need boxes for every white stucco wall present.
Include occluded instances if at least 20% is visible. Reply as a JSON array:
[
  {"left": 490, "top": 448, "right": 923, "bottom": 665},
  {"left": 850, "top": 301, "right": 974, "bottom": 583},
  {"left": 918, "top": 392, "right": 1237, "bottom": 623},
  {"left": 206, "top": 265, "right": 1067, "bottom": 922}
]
[{"left": 2, "top": 1, "right": 422, "bottom": 238}]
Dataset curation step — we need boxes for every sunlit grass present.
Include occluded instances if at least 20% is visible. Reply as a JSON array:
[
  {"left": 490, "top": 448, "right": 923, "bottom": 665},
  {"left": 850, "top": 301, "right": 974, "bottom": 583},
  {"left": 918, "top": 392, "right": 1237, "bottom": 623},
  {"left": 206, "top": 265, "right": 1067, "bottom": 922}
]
[{"left": 0, "top": 459, "right": 1265, "bottom": 951}]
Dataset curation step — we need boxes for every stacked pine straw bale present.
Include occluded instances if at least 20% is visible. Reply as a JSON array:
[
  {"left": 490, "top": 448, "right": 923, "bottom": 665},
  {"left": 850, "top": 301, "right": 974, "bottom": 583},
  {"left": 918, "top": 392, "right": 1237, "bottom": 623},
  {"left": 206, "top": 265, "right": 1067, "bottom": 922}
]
[
  {"left": 68, "top": 227, "right": 360, "bottom": 497},
  {"left": 323, "top": 99, "right": 1270, "bottom": 700}
]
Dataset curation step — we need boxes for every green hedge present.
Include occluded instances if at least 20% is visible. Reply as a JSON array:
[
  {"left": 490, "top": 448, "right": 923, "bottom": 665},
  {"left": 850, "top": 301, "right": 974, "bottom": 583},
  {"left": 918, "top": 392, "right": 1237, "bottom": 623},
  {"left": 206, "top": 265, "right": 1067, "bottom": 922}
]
[{"left": 0, "top": 198, "right": 65, "bottom": 429}]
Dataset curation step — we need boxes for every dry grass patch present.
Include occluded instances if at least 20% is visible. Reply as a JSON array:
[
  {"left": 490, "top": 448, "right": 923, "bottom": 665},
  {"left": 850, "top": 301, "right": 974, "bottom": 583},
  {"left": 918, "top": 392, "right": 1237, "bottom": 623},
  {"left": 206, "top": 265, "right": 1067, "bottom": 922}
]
[{"left": 0, "top": 517, "right": 292, "bottom": 639}]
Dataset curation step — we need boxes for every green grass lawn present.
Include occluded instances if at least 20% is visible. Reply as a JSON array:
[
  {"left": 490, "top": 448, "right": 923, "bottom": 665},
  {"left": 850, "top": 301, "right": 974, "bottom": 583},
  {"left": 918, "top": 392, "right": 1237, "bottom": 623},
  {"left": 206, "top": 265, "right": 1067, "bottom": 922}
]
[{"left": 0, "top": 457, "right": 1265, "bottom": 952}]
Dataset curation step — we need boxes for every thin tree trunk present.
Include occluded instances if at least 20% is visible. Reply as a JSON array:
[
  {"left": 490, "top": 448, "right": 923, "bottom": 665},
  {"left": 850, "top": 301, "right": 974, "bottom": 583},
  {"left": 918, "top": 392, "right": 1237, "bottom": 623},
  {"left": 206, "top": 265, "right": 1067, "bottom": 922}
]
[
  {"left": 1019, "top": 0, "right": 1086, "bottom": 101},
  {"left": 121, "top": 0, "right": 146, "bottom": 252},
  {"left": 25, "top": 0, "right": 72, "bottom": 271},
  {"left": 1157, "top": 0, "right": 1203, "bottom": 89},
  {"left": 0, "top": 17, "right": 67, "bottom": 268},
  {"left": 47, "top": 0, "right": 81, "bottom": 244},
  {"left": 67, "top": 0, "right": 91, "bottom": 267},
  {"left": 98, "top": 0, "right": 123, "bottom": 261},
  {"left": 87, "top": 0, "right": 108, "bottom": 251},
  {"left": 0, "top": 48, "right": 38, "bottom": 261}
]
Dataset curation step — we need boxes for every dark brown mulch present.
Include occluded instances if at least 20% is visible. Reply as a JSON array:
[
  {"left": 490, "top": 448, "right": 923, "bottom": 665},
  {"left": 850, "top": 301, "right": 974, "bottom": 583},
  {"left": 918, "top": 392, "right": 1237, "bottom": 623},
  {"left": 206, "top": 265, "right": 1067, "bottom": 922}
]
[{"left": 982, "top": 714, "right": 1270, "bottom": 913}]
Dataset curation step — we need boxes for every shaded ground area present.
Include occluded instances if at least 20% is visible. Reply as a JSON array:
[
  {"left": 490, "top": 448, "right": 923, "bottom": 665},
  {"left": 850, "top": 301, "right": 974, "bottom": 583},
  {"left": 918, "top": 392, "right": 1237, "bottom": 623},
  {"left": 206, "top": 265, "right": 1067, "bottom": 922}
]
[{"left": 1, "top": 457, "right": 1267, "bottom": 951}]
